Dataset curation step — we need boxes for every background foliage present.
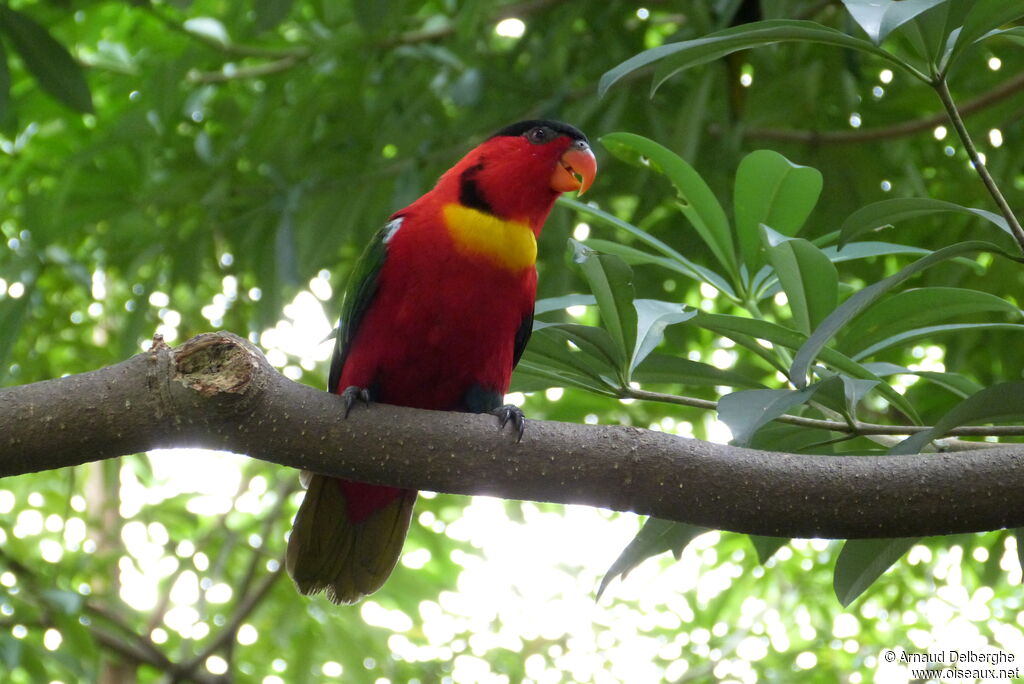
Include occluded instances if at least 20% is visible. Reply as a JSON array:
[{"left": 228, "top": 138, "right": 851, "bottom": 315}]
[{"left": 1, "top": 0, "right": 1023, "bottom": 681}]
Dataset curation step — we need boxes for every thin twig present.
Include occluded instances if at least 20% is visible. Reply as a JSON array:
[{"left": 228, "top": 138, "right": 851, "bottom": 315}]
[
  {"left": 234, "top": 477, "right": 296, "bottom": 604},
  {"left": 187, "top": 56, "right": 302, "bottom": 84},
  {"left": 143, "top": 5, "right": 310, "bottom": 59},
  {"left": 733, "top": 72, "right": 1024, "bottom": 145},
  {"left": 933, "top": 76, "right": 1024, "bottom": 252},
  {"left": 144, "top": 473, "right": 253, "bottom": 637},
  {"left": 624, "top": 387, "right": 1024, "bottom": 438},
  {"left": 186, "top": 565, "right": 285, "bottom": 672},
  {"left": 86, "top": 601, "right": 184, "bottom": 673}
]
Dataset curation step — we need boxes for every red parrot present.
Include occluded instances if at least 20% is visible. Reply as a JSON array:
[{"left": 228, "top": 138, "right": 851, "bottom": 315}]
[{"left": 286, "top": 120, "right": 597, "bottom": 604}]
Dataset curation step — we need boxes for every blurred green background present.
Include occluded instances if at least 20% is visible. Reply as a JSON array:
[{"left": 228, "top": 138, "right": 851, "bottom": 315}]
[{"left": 2, "top": 0, "right": 1023, "bottom": 682}]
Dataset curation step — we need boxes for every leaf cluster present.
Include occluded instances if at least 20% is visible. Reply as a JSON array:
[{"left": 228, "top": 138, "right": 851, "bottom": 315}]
[
  {"left": 2, "top": 0, "right": 1024, "bottom": 680},
  {"left": 536, "top": 0, "right": 1024, "bottom": 611}
]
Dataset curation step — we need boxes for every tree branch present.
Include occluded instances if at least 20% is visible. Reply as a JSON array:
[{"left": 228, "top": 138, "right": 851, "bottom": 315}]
[
  {"left": 736, "top": 71, "right": 1024, "bottom": 145},
  {"left": 1, "top": 332, "right": 1023, "bottom": 540}
]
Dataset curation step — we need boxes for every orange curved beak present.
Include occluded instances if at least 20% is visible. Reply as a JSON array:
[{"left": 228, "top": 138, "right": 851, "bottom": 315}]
[{"left": 551, "top": 141, "right": 597, "bottom": 195}]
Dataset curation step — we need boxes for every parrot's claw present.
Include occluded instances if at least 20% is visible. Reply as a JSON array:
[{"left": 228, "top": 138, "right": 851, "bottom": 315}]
[
  {"left": 340, "top": 385, "right": 372, "bottom": 418},
  {"left": 492, "top": 404, "right": 526, "bottom": 443}
]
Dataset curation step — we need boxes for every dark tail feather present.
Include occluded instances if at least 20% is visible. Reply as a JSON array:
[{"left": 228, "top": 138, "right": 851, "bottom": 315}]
[{"left": 286, "top": 473, "right": 416, "bottom": 604}]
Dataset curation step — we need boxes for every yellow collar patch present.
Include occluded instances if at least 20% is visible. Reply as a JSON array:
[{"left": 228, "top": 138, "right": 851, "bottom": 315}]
[{"left": 443, "top": 203, "right": 537, "bottom": 272}]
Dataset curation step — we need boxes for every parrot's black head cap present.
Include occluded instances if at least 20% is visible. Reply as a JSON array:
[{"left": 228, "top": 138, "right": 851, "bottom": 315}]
[{"left": 490, "top": 120, "right": 589, "bottom": 144}]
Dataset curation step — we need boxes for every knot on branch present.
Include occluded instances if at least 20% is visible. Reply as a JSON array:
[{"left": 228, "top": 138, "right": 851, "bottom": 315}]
[{"left": 172, "top": 332, "right": 260, "bottom": 398}]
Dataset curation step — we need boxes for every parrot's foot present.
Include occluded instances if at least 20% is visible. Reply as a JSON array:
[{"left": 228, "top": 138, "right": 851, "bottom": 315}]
[
  {"left": 492, "top": 404, "right": 526, "bottom": 443},
  {"left": 340, "top": 385, "right": 372, "bottom": 418}
]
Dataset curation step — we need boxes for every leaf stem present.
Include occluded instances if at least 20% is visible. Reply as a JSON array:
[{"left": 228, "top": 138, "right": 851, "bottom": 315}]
[
  {"left": 934, "top": 76, "right": 1024, "bottom": 253},
  {"left": 744, "top": 296, "right": 795, "bottom": 373}
]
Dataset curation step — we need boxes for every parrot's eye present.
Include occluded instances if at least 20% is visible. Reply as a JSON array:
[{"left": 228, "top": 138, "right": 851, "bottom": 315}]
[{"left": 526, "top": 126, "right": 554, "bottom": 144}]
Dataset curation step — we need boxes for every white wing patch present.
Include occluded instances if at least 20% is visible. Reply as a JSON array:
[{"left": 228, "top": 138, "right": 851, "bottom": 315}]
[{"left": 382, "top": 217, "right": 404, "bottom": 244}]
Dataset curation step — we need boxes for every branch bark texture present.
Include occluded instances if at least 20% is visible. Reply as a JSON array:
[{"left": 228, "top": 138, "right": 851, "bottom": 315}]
[{"left": 1, "top": 333, "right": 1022, "bottom": 540}]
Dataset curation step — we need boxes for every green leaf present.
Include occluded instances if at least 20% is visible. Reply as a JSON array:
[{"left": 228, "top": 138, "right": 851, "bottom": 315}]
[
  {"left": 762, "top": 226, "right": 838, "bottom": 335},
  {"left": 813, "top": 374, "right": 880, "bottom": 422},
  {"left": 560, "top": 197, "right": 736, "bottom": 297},
  {"left": 597, "top": 518, "right": 707, "bottom": 600},
  {"left": 511, "top": 359, "right": 616, "bottom": 395},
  {"left": 854, "top": 322, "right": 1024, "bottom": 360},
  {"left": 687, "top": 313, "right": 791, "bottom": 373},
  {"left": 842, "top": 375, "right": 880, "bottom": 417},
  {"left": 183, "top": 16, "right": 230, "bottom": 45},
  {"left": 600, "top": 133, "right": 737, "bottom": 282},
  {"left": 862, "top": 363, "right": 984, "bottom": 398},
  {"left": 718, "top": 386, "right": 827, "bottom": 447},
  {"left": 841, "top": 0, "right": 949, "bottom": 45},
  {"left": 534, "top": 294, "right": 595, "bottom": 316},
  {"left": 911, "top": 371, "right": 984, "bottom": 398},
  {"left": 0, "top": 6, "right": 93, "bottom": 113},
  {"left": 690, "top": 312, "right": 920, "bottom": 422},
  {"left": 945, "top": 0, "right": 1024, "bottom": 69},
  {"left": 735, "top": 151, "right": 822, "bottom": 272},
  {"left": 790, "top": 241, "right": 1023, "bottom": 388},
  {"left": 752, "top": 420, "right": 857, "bottom": 454},
  {"left": 632, "top": 353, "right": 765, "bottom": 389},
  {"left": 838, "top": 198, "right": 1011, "bottom": 247},
  {"left": 903, "top": 0, "right": 971, "bottom": 66},
  {"left": 571, "top": 240, "right": 637, "bottom": 374},
  {"left": 526, "top": 324, "right": 620, "bottom": 386},
  {"left": 517, "top": 326, "right": 618, "bottom": 393},
  {"left": 598, "top": 19, "right": 927, "bottom": 97},
  {"left": 749, "top": 536, "right": 789, "bottom": 564},
  {"left": 821, "top": 241, "right": 931, "bottom": 263},
  {"left": 543, "top": 323, "right": 623, "bottom": 372},
  {"left": 630, "top": 299, "right": 696, "bottom": 375},
  {"left": 838, "top": 286, "right": 1022, "bottom": 356},
  {"left": 979, "top": 26, "right": 1024, "bottom": 47},
  {"left": 756, "top": 240, "right": 936, "bottom": 298},
  {"left": 890, "top": 382, "right": 1024, "bottom": 454},
  {"left": 834, "top": 538, "right": 919, "bottom": 607},
  {"left": 583, "top": 237, "right": 735, "bottom": 298}
]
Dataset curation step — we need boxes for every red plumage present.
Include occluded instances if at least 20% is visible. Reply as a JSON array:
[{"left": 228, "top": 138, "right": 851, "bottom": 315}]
[
  {"left": 286, "top": 120, "right": 596, "bottom": 604},
  {"left": 338, "top": 203, "right": 538, "bottom": 409}
]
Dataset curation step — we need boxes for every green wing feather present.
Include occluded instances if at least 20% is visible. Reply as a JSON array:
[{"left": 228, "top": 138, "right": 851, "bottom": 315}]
[
  {"left": 287, "top": 474, "right": 416, "bottom": 604},
  {"left": 328, "top": 217, "right": 401, "bottom": 393}
]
